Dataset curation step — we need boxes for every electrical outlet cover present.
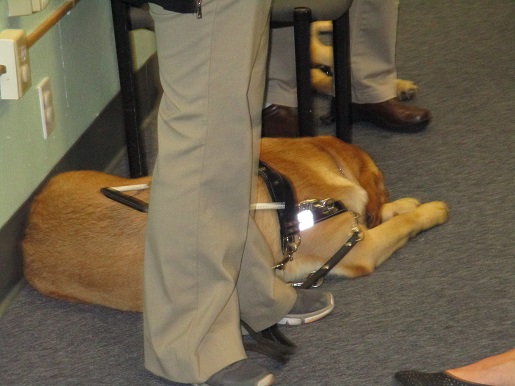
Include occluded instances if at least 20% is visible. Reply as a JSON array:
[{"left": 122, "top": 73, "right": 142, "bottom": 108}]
[
  {"left": 8, "top": 0, "right": 33, "bottom": 16},
  {"left": 37, "top": 77, "right": 55, "bottom": 139}
]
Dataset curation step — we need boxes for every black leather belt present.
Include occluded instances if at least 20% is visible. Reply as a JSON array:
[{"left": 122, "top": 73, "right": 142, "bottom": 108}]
[
  {"left": 123, "top": 0, "right": 201, "bottom": 16},
  {"left": 160, "top": 0, "right": 200, "bottom": 15}
]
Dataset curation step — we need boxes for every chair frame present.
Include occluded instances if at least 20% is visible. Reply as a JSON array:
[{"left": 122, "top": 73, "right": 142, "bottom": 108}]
[
  {"left": 112, "top": 3, "right": 354, "bottom": 177},
  {"left": 282, "top": 7, "right": 352, "bottom": 142}
]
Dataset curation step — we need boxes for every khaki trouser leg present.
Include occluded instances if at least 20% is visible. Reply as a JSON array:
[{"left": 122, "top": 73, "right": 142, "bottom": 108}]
[
  {"left": 265, "top": 0, "right": 400, "bottom": 106},
  {"left": 266, "top": 26, "right": 298, "bottom": 107},
  {"left": 350, "top": 0, "right": 400, "bottom": 103},
  {"left": 143, "top": 1, "right": 294, "bottom": 383}
]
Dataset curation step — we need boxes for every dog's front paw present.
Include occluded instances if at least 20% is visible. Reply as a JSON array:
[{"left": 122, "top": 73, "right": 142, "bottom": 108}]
[
  {"left": 381, "top": 197, "right": 421, "bottom": 221},
  {"left": 416, "top": 201, "right": 450, "bottom": 228},
  {"left": 396, "top": 79, "right": 418, "bottom": 101}
]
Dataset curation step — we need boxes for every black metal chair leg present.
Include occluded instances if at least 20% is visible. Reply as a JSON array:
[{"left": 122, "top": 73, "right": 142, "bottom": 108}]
[
  {"left": 332, "top": 11, "right": 352, "bottom": 143},
  {"left": 111, "top": 1, "right": 148, "bottom": 177},
  {"left": 293, "top": 7, "right": 315, "bottom": 137}
]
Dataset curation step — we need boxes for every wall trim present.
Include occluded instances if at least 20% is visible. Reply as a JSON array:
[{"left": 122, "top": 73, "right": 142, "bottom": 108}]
[{"left": 0, "top": 280, "right": 26, "bottom": 318}]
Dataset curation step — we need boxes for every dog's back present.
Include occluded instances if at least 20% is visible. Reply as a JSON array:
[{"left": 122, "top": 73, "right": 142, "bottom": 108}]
[{"left": 23, "top": 171, "right": 150, "bottom": 311}]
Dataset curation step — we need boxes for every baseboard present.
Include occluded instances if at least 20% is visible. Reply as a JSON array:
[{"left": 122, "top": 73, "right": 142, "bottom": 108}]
[{"left": 0, "top": 280, "right": 26, "bottom": 318}]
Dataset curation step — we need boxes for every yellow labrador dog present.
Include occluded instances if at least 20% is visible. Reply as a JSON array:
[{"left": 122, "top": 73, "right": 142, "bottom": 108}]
[{"left": 22, "top": 137, "right": 448, "bottom": 312}]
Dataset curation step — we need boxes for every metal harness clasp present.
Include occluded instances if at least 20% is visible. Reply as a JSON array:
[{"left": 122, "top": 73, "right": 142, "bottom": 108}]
[{"left": 273, "top": 233, "right": 301, "bottom": 270}]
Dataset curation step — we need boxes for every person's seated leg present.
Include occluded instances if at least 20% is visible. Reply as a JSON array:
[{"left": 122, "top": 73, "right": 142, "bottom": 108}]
[
  {"left": 349, "top": 0, "right": 431, "bottom": 133},
  {"left": 262, "top": 103, "right": 298, "bottom": 138},
  {"left": 263, "top": 26, "right": 299, "bottom": 138},
  {"left": 351, "top": 97, "right": 432, "bottom": 133}
]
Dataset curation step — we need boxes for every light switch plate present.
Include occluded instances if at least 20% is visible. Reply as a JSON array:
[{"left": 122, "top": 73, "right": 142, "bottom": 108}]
[{"left": 37, "top": 77, "right": 55, "bottom": 139}]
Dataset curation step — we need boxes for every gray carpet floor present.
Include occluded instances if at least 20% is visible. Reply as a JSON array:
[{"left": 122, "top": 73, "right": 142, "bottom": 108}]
[{"left": 1, "top": 1, "right": 514, "bottom": 385}]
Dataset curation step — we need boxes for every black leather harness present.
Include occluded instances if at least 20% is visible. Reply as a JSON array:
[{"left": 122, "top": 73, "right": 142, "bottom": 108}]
[
  {"left": 257, "top": 161, "right": 362, "bottom": 289},
  {"left": 258, "top": 161, "right": 301, "bottom": 265}
]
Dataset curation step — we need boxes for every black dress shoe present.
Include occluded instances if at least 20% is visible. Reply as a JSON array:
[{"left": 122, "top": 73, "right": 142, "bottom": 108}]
[
  {"left": 262, "top": 104, "right": 298, "bottom": 137},
  {"left": 394, "top": 370, "right": 491, "bottom": 386},
  {"left": 352, "top": 98, "right": 432, "bottom": 133}
]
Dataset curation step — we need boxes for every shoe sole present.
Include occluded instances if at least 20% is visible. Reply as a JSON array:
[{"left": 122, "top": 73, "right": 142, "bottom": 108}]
[
  {"left": 352, "top": 107, "right": 431, "bottom": 133},
  {"left": 277, "top": 295, "right": 334, "bottom": 326},
  {"left": 194, "top": 373, "right": 275, "bottom": 386}
]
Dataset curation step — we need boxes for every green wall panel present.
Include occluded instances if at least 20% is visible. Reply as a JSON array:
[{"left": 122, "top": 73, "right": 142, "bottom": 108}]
[{"left": 0, "top": 0, "right": 120, "bottom": 225}]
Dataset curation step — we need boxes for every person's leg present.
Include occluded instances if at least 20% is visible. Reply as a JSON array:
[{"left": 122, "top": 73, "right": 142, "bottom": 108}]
[
  {"left": 235, "top": 13, "right": 334, "bottom": 331},
  {"left": 262, "top": 26, "right": 299, "bottom": 137},
  {"left": 264, "top": 0, "right": 430, "bottom": 134},
  {"left": 266, "top": 26, "right": 297, "bottom": 107},
  {"left": 395, "top": 348, "right": 515, "bottom": 386},
  {"left": 143, "top": 1, "right": 274, "bottom": 383},
  {"left": 236, "top": 3, "right": 297, "bottom": 333},
  {"left": 349, "top": 0, "right": 431, "bottom": 132},
  {"left": 349, "top": 0, "right": 399, "bottom": 104},
  {"left": 265, "top": 0, "right": 400, "bottom": 105}
]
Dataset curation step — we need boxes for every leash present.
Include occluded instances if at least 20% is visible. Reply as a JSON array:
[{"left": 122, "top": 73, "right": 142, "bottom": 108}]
[
  {"left": 101, "top": 164, "right": 361, "bottom": 362},
  {"left": 294, "top": 218, "right": 362, "bottom": 289}
]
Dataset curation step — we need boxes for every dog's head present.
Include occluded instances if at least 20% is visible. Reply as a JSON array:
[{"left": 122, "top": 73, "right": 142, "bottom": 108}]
[{"left": 309, "top": 137, "right": 389, "bottom": 228}]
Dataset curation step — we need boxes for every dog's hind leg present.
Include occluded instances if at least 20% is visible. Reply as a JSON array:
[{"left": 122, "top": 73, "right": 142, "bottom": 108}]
[{"left": 333, "top": 201, "right": 449, "bottom": 278}]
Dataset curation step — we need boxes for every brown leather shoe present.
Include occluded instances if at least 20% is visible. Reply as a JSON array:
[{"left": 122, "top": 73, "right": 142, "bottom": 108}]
[
  {"left": 352, "top": 98, "right": 432, "bottom": 133},
  {"left": 262, "top": 104, "right": 298, "bottom": 137}
]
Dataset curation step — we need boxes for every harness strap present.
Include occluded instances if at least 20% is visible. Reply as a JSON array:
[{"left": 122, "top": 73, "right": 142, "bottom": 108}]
[
  {"left": 101, "top": 187, "right": 149, "bottom": 213},
  {"left": 258, "top": 161, "right": 300, "bottom": 252},
  {"left": 297, "top": 226, "right": 362, "bottom": 289}
]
